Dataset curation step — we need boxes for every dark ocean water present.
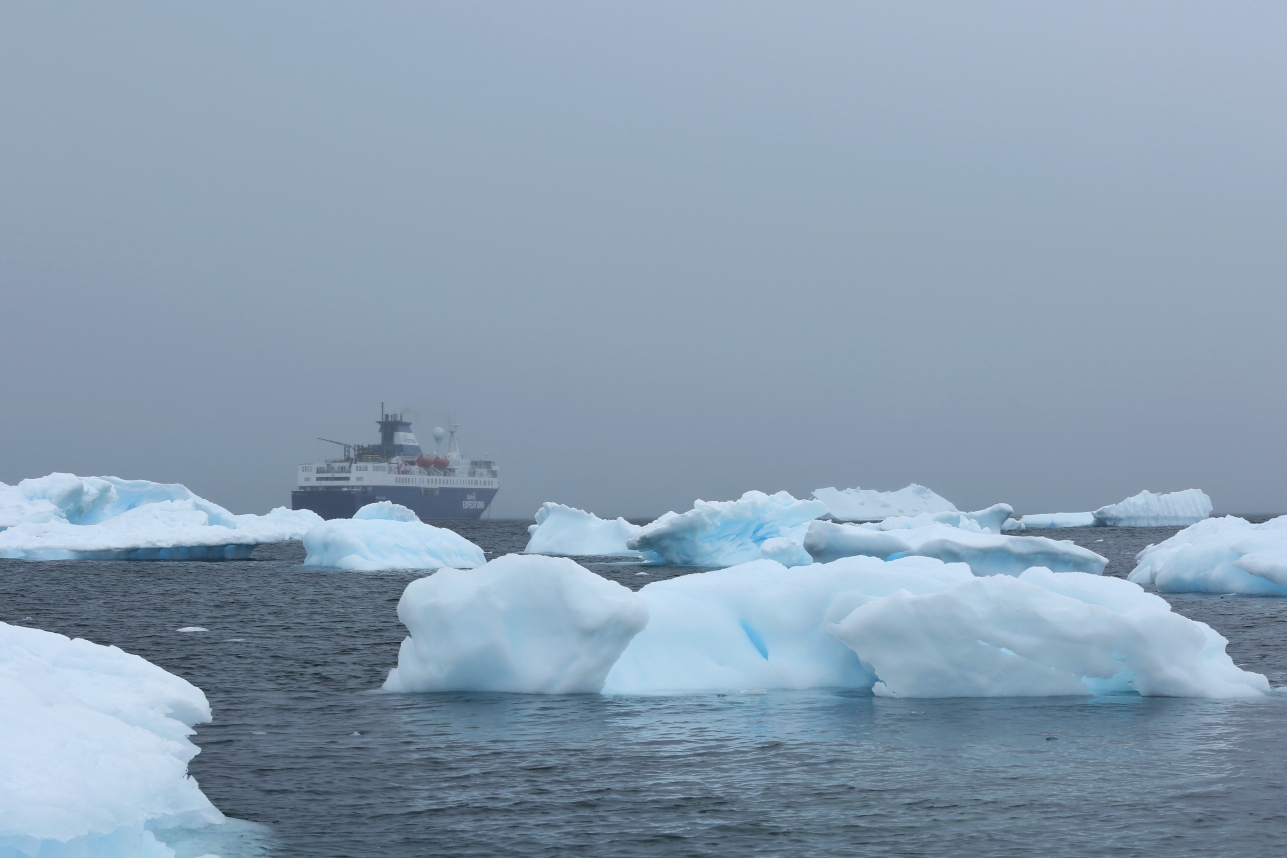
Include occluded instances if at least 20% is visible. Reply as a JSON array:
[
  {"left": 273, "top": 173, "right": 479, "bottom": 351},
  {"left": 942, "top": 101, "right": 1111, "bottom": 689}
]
[{"left": 4, "top": 521, "right": 1287, "bottom": 857}]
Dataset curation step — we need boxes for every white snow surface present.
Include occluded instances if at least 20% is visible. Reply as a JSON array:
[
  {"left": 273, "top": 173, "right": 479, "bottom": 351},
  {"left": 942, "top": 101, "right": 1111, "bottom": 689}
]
[
  {"left": 1003, "top": 511, "right": 1098, "bottom": 530},
  {"left": 870, "top": 503, "right": 1013, "bottom": 535},
  {"left": 0, "top": 473, "right": 321, "bottom": 561},
  {"left": 523, "top": 503, "right": 642, "bottom": 556},
  {"left": 0, "top": 621, "right": 226, "bottom": 856},
  {"left": 384, "top": 554, "right": 649, "bottom": 693},
  {"left": 1092, "top": 489, "right": 1212, "bottom": 527},
  {"left": 803, "top": 520, "right": 1108, "bottom": 576},
  {"left": 302, "top": 502, "right": 485, "bottom": 571},
  {"left": 625, "top": 491, "right": 827, "bottom": 566},
  {"left": 811, "top": 484, "right": 957, "bottom": 521},
  {"left": 827, "top": 568, "right": 1268, "bottom": 698},
  {"left": 1128, "top": 516, "right": 1287, "bottom": 595}
]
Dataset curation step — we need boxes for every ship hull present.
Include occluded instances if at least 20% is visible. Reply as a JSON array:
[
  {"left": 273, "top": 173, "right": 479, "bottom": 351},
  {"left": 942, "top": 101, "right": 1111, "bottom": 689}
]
[{"left": 292, "top": 486, "right": 498, "bottom": 521}]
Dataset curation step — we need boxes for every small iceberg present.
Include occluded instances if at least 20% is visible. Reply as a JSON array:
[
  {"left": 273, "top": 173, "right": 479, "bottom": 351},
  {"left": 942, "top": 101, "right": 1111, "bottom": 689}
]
[
  {"left": 0, "top": 473, "right": 321, "bottom": 560},
  {"left": 867, "top": 503, "right": 1014, "bottom": 535},
  {"left": 1129, "top": 515, "right": 1287, "bottom": 595},
  {"left": 1004, "top": 511, "right": 1098, "bottom": 530},
  {"left": 523, "top": 502, "right": 642, "bottom": 556},
  {"left": 302, "top": 501, "right": 485, "bottom": 571},
  {"left": 1092, "top": 489, "right": 1212, "bottom": 527},
  {"left": 811, "top": 484, "right": 957, "bottom": 521},
  {"left": 384, "top": 554, "right": 649, "bottom": 693},
  {"left": 625, "top": 490, "right": 827, "bottom": 567},
  {"left": 0, "top": 621, "right": 232, "bottom": 856},
  {"left": 803, "top": 519, "right": 1107, "bottom": 576}
]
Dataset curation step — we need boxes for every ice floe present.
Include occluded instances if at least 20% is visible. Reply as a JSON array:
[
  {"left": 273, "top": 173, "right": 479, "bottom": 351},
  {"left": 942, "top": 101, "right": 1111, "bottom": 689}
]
[
  {"left": 803, "top": 519, "right": 1107, "bottom": 576},
  {"left": 384, "top": 554, "right": 649, "bottom": 693},
  {"left": 0, "top": 621, "right": 229, "bottom": 856},
  {"left": 1003, "top": 512, "right": 1098, "bottom": 531},
  {"left": 523, "top": 502, "right": 642, "bottom": 556},
  {"left": 1128, "top": 515, "right": 1287, "bottom": 595},
  {"left": 302, "top": 501, "right": 485, "bottom": 571},
  {"left": 624, "top": 490, "right": 827, "bottom": 567},
  {"left": 1092, "top": 489, "right": 1212, "bottom": 527},
  {"left": 0, "top": 473, "right": 321, "bottom": 560},
  {"left": 868, "top": 503, "right": 1014, "bottom": 535},
  {"left": 811, "top": 484, "right": 957, "bottom": 521}
]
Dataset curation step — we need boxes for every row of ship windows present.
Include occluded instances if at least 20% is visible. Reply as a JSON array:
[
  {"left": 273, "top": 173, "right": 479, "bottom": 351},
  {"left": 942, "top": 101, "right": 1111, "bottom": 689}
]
[{"left": 391, "top": 477, "right": 494, "bottom": 486}]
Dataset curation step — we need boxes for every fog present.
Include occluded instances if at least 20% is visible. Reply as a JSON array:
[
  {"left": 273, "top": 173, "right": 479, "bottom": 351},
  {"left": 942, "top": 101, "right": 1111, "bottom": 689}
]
[{"left": 2, "top": 2, "right": 1285, "bottom": 519}]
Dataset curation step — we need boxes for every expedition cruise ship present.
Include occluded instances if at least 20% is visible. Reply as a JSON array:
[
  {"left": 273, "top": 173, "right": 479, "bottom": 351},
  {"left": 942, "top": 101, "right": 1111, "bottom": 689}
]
[{"left": 292, "top": 411, "right": 498, "bottom": 520}]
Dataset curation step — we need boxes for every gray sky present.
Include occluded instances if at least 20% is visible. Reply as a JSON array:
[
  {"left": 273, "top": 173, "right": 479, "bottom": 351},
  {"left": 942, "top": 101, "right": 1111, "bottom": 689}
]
[{"left": 2, "top": 2, "right": 1285, "bottom": 519}]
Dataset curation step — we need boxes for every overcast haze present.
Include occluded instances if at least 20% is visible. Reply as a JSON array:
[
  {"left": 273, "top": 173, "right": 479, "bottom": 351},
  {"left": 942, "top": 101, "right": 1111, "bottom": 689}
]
[{"left": 2, "top": 2, "right": 1285, "bottom": 519}]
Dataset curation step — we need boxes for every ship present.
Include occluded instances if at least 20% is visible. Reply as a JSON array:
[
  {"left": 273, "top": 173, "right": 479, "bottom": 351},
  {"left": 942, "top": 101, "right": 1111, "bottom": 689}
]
[{"left": 292, "top": 410, "right": 499, "bottom": 521}]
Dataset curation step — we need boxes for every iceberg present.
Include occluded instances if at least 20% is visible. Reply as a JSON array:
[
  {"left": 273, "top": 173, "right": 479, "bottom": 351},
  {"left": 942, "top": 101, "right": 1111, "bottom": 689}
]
[
  {"left": 869, "top": 503, "right": 1014, "bottom": 535},
  {"left": 624, "top": 490, "right": 827, "bottom": 567},
  {"left": 1092, "top": 489, "right": 1212, "bottom": 527},
  {"left": 384, "top": 554, "right": 649, "bottom": 693},
  {"left": 826, "top": 568, "right": 1268, "bottom": 698},
  {"left": 0, "top": 621, "right": 229, "bottom": 856},
  {"left": 302, "top": 501, "right": 485, "bottom": 571},
  {"left": 1005, "top": 511, "right": 1098, "bottom": 530},
  {"left": 803, "top": 519, "right": 1107, "bottom": 576},
  {"left": 1128, "top": 515, "right": 1287, "bottom": 595},
  {"left": 523, "top": 502, "right": 642, "bottom": 556},
  {"left": 0, "top": 473, "right": 321, "bottom": 560},
  {"left": 603, "top": 556, "right": 973, "bottom": 694},
  {"left": 811, "top": 484, "right": 957, "bottom": 521}
]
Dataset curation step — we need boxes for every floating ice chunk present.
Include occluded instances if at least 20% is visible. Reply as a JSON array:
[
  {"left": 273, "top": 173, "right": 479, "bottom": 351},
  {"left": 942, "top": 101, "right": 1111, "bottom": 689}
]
[
  {"left": 625, "top": 490, "right": 827, "bottom": 566},
  {"left": 604, "top": 556, "right": 974, "bottom": 694},
  {"left": 1092, "top": 489, "right": 1212, "bottom": 527},
  {"left": 811, "top": 484, "right": 957, "bottom": 521},
  {"left": 826, "top": 568, "right": 1268, "bottom": 698},
  {"left": 0, "top": 473, "right": 321, "bottom": 560},
  {"left": 758, "top": 537, "right": 812, "bottom": 567},
  {"left": 302, "top": 503, "right": 485, "bottom": 571},
  {"left": 176, "top": 627, "right": 208, "bottom": 633},
  {"left": 1128, "top": 515, "right": 1287, "bottom": 595},
  {"left": 1007, "top": 511, "right": 1098, "bottom": 529},
  {"left": 0, "top": 621, "right": 228, "bottom": 855},
  {"left": 523, "top": 502, "right": 642, "bottom": 556},
  {"left": 803, "top": 520, "right": 1107, "bottom": 576},
  {"left": 872, "top": 503, "right": 1013, "bottom": 535},
  {"left": 384, "top": 554, "right": 649, "bottom": 693}
]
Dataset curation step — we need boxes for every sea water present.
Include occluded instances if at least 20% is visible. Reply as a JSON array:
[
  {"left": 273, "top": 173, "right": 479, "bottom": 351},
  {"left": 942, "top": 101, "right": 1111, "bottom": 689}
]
[{"left": 2, "top": 522, "right": 1285, "bottom": 857}]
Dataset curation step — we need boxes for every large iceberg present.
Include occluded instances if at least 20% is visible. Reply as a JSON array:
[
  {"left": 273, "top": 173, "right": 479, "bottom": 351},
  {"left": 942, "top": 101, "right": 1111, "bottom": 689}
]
[
  {"left": 382, "top": 554, "right": 1263, "bottom": 699},
  {"left": 811, "top": 484, "right": 957, "bottom": 521},
  {"left": 1092, "top": 489, "right": 1213, "bottom": 527},
  {"left": 625, "top": 490, "right": 826, "bottom": 567},
  {"left": 523, "top": 502, "right": 642, "bottom": 556},
  {"left": 826, "top": 568, "right": 1268, "bottom": 698},
  {"left": 302, "top": 501, "right": 486, "bottom": 571},
  {"left": 803, "top": 519, "right": 1107, "bottom": 576},
  {"left": 1128, "top": 515, "right": 1287, "bottom": 595},
  {"left": 868, "top": 503, "right": 1013, "bottom": 535},
  {"left": 384, "top": 554, "right": 649, "bottom": 693},
  {"left": 0, "top": 473, "right": 321, "bottom": 560},
  {"left": 0, "top": 621, "right": 231, "bottom": 856}
]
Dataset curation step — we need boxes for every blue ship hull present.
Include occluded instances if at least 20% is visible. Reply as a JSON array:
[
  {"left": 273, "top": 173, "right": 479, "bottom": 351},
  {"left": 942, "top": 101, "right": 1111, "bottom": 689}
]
[{"left": 292, "top": 486, "right": 498, "bottom": 521}]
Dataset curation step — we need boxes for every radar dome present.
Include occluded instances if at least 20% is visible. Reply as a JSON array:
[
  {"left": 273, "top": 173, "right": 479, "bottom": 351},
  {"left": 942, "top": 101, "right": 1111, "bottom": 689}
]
[{"left": 432, "top": 427, "right": 446, "bottom": 443}]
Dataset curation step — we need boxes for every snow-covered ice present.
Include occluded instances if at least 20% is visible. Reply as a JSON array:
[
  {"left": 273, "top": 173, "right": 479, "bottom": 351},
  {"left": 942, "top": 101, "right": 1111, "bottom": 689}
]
[
  {"left": 302, "top": 501, "right": 485, "bottom": 571},
  {"left": 869, "top": 503, "right": 1014, "bottom": 535},
  {"left": 803, "top": 519, "right": 1107, "bottom": 576},
  {"left": 1092, "top": 489, "right": 1212, "bottom": 527},
  {"left": 0, "top": 473, "right": 321, "bottom": 561},
  {"left": 811, "top": 484, "right": 957, "bottom": 521},
  {"left": 384, "top": 554, "right": 649, "bottom": 693},
  {"left": 602, "top": 556, "right": 972, "bottom": 694},
  {"left": 0, "top": 621, "right": 230, "bottom": 856},
  {"left": 523, "top": 502, "right": 642, "bottom": 556},
  {"left": 625, "top": 490, "right": 827, "bottom": 566},
  {"left": 1128, "top": 516, "right": 1287, "bottom": 595},
  {"left": 757, "top": 536, "right": 813, "bottom": 567},
  {"left": 827, "top": 568, "right": 1268, "bottom": 698},
  {"left": 1003, "top": 511, "right": 1098, "bottom": 530}
]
